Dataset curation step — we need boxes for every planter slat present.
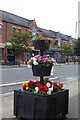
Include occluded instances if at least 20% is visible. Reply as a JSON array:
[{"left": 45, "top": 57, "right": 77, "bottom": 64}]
[{"left": 14, "top": 89, "right": 69, "bottom": 119}]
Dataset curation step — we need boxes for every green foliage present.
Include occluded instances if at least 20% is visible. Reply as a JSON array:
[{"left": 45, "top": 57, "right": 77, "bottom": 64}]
[
  {"left": 59, "top": 43, "right": 74, "bottom": 57},
  {"left": 26, "top": 46, "right": 32, "bottom": 53},
  {"left": 7, "top": 31, "right": 32, "bottom": 57},
  {"left": 74, "top": 38, "right": 80, "bottom": 56}
]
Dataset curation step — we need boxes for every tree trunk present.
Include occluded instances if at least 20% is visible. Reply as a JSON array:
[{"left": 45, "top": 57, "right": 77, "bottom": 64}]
[{"left": 18, "top": 55, "right": 21, "bottom": 67}]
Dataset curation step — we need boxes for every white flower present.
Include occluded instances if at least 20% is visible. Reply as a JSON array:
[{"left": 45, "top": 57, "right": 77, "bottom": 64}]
[
  {"left": 46, "top": 82, "right": 51, "bottom": 88},
  {"left": 47, "top": 90, "right": 51, "bottom": 95},
  {"left": 27, "top": 65, "right": 31, "bottom": 68},
  {"left": 34, "top": 87, "right": 38, "bottom": 93},
  {"left": 33, "top": 57, "right": 37, "bottom": 62},
  {"left": 33, "top": 61, "right": 38, "bottom": 65},
  {"left": 26, "top": 87, "right": 28, "bottom": 90},
  {"left": 49, "top": 86, "right": 53, "bottom": 92}
]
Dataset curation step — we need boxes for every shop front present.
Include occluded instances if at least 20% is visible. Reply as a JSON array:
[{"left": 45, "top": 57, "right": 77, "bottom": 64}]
[{"left": 7, "top": 49, "right": 15, "bottom": 65}]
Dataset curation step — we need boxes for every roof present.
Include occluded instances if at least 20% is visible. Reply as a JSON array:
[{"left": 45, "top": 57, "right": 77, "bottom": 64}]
[
  {"left": 72, "top": 38, "right": 76, "bottom": 42},
  {"left": 67, "top": 35, "right": 71, "bottom": 40},
  {"left": 38, "top": 27, "right": 55, "bottom": 38},
  {"left": 0, "top": 10, "right": 34, "bottom": 28},
  {"left": 60, "top": 33, "right": 69, "bottom": 41},
  {"left": 49, "top": 30, "right": 59, "bottom": 38}
]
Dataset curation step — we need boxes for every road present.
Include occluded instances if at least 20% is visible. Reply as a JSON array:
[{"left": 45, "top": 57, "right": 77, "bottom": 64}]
[
  {"left": 1, "top": 64, "right": 78, "bottom": 83},
  {"left": 0, "top": 64, "right": 79, "bottom": 93}
]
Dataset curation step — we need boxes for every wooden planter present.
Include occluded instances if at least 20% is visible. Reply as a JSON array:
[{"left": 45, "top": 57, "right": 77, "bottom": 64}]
[
  {"left": 14, "top": 89, "right": 69, "bottom": 120},
  {"left": 32, "top": 65, "right": 52, "bottom": 76}
]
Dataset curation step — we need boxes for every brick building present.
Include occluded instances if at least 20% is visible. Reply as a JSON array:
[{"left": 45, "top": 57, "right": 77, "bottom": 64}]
[{"left": 0, "top": 10, "right": 75, "bottom": 64}]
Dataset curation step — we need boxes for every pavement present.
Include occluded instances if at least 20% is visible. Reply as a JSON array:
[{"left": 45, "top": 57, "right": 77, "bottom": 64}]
[{"left": 0, "top": 80, "right": 80, "bottom": 120}]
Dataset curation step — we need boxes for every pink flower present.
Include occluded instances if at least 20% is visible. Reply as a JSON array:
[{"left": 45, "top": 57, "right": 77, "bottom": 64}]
[
  {"left": 43, "top": 57, "right": 48, "bottom": 62},
  {"left": 27, "top": 61, "right": 30, "bottom": 65},
  {"left": 55, "top": 81, "right": 63, "bottom": 88},
  {"left": 38, "top": 56, "right": 42, "bottom": 61},
  {"left": 51, "top": 58, "right": 57, "bottom": 64},
  {"left": 35, "top": 55, "right": 39, "bottom": 58}
]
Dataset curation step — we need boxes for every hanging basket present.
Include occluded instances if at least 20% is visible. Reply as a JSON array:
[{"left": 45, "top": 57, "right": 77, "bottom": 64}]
[
  {"left": 33, "top": 40, "right": 49, "bottom": 50},
  {"left": 32, "top": 64, "right": 52, "bottom": 76}
]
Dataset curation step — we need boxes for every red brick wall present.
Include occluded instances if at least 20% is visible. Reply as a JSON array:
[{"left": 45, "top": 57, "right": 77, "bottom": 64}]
[
  {"left": 30, "top": 20, "right": 42, "bottom": 35},
  {"left": 0, "top": 16, "right": 2, "bottom": 43},
  {"left": 2, "top": 21, "right": 27, "bottom": 43},
  {"left": 2, "top": 21, "right": 6, "bottom": 43},
  {"left": 2, "top": 21, "right": 27, "bottom": 61}
]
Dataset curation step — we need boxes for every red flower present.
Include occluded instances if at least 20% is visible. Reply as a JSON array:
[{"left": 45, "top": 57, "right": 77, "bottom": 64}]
[
  {"left": 38, "top": 84, "right": 43, "bottom": 91},
  {"left": 61, "top": 83, "right": 63, "bottom": 88},
  {"left": 54, "top": 83, "right": 57, "bottom": 89},
  {"left": 42, "top": 90, "right": 44, "bottom": 95},
  {"left": 23, "top": 83, "right": 26, "bottom": 88},
  {"left": 36, "top": 82, "right": 41, "bottom": 87},
  {"left": 44, "top": 86, "right": 48, "bottom": 91},
  {"left": 28, "top": 80, "right": 31, "bottom": 88},
  {"left": 44, "top": 80, "right": 46, "bottom": 85},
  {"left": 31, "top": 80, "right": 35, "bottom": 85},
  {"left": 34, "top": 78, "right": 37, "bottom": 80}
]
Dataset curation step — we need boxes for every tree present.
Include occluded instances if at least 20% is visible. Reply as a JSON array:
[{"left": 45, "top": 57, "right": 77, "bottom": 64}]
[
  {"left": 59, "top": 43, "right": 74, "bottom": 63},
  {"left": 74, "top": 38, "right": 80, "bottom": 56},
  {"left": 7, "top": 31, "right": 32, "bottom": 66},
  {"left": 74, "top": 38, "right": 80, "bottom": 63}
]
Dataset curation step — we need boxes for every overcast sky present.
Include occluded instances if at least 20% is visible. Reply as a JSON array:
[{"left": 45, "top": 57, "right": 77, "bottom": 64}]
[{"left": 0, "top": 0, "right": 79, "bottom": 38}]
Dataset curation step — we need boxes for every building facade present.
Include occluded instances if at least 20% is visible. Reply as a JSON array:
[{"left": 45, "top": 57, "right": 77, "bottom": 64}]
[{"left": 0, "top": 10, "right": 75, "bottom": 64}]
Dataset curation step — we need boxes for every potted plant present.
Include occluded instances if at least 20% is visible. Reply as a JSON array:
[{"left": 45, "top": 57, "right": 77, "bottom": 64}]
[
  {"left": 14, "top": 78, "right": 69, "bottom": 120},
  {"left": 14, "top": 39, "right": 69, "bottom": 120},
  {"left": 27, "top": 55, "right": 55, "bottom": 76}
]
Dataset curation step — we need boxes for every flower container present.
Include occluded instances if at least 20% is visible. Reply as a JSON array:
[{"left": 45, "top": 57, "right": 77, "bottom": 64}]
[
  {"left": 33, "top": 40, "right": 49, "bottom": 50},
  {"left": 14, "top": 89, "right": 69, "bottom": 120},
  {"left": 32, "top": 65, "right": 52, "bottom": 76}
]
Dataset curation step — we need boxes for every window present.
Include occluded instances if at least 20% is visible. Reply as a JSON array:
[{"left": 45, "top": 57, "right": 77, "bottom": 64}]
[
  {"left": 0, "top": 25, "right": 2, "bottom": 35},
  {"left": 70, "top": 40, "right": 72, "bottom": 45},
  {"left": 13, "top": 27, "right": 16, "bottom": 33},
  {"left": 54, "top": 40, "right": 58, "bottom": 46},
  {"left": 18, "top": 29, "right": 21, "bottom": 32},
  {"left": 32, "top": 27, "right": 37, "bottom": 40},
  {"left": 18, "top": 27, "right": 21, "bottom": 32},
  {"left": 32, "top": 27, "right": 37, "bottom": 36},
  {"left": 58, "top": 37, "right": 61, "bottom": 47}
]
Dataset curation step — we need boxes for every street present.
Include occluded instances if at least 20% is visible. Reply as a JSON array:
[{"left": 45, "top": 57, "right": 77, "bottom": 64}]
[
  {"left": 0, "top": 64, "right": 79, "bottom": 119},
  {"left": 1, "top": 64, "right": 78, "bottom": 84},
  {"left": 0, "top": 64, "right": 79, "bottom": 94}
]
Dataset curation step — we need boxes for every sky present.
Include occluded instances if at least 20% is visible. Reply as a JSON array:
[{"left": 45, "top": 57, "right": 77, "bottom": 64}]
[{"left": 0, "top": 0, "right": 79, "bottom": 38}]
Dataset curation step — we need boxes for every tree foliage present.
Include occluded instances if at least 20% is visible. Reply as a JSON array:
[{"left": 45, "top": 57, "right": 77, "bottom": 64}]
[
  {"left": 8, "top": 31, "right": 32, "bottom": 56},
  {"left": 59, "top": 43, "right": 74, "bottom": 57},
  {"left": 74, "top": 38, "right": 80, "bottom": 56},
  {"left": 7, "top": 31, "right": 32, "bottom": 65}
]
